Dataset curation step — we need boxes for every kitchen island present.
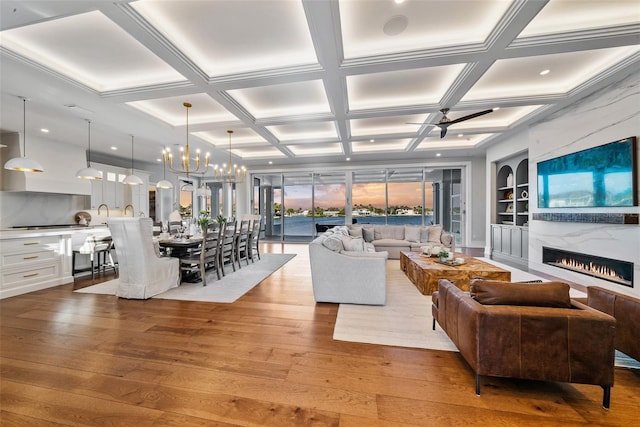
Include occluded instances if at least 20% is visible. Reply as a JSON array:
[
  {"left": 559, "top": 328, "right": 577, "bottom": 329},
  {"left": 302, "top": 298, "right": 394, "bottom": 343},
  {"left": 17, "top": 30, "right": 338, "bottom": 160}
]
[{"left": 0, "top": 225, "right": 111, "bottom": 299}]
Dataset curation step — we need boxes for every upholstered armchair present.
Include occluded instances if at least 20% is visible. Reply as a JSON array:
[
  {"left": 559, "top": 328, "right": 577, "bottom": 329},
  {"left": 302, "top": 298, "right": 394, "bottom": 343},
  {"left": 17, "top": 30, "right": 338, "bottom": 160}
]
[
  {"left": 107, "top": 218, "right": 179, "bottom": 299},
  {"left": 432, "top": 279, "right": 616, "bottom": 408}
]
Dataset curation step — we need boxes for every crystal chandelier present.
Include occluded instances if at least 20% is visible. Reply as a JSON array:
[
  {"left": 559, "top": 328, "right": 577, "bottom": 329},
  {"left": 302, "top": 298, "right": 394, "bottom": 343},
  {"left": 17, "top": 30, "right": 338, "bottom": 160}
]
[
  {"left": 162, "top": 102, "right": 210, "bottom": 178},
  {"left": 211, "top": 130, "right": 246, "bottom": 184}
]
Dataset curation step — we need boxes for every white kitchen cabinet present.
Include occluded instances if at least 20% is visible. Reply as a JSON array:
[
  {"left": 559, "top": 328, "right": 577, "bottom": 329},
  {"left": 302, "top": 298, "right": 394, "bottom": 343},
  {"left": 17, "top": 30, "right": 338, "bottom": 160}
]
[
  {"left": 0, "top": 232, "right": 73, "bottom": 299},
  {"left": 90, "top": 163, "right": 141, "bottom": 210},
  {"left": 130, "top": 172, "right": 150, "bottom": 217}
]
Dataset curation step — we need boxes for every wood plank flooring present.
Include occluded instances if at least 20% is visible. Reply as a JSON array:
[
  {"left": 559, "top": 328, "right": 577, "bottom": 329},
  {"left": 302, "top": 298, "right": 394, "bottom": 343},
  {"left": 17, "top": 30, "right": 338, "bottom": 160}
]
[{"left": 1, "top": 243, "right": 639, "bottom": 426}]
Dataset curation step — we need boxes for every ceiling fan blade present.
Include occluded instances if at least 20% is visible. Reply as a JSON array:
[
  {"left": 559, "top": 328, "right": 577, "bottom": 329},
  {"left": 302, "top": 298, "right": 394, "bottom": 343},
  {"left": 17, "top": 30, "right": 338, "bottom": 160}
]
[
  {"left": 447, "top": 109, "right": 493, "bottom": 125},
  {"left": 405, "top": 122, "right": 439, "bottom": 125}
]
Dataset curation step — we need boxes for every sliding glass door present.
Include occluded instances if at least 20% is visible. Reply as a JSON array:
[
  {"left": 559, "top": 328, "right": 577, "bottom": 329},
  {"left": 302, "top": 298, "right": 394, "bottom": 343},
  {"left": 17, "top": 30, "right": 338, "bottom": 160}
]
[
  {"left": 282, "top": 173, "right": 313, "bottom": 241},
  {"left": 253, "top": 166, "right": 464, "bottom": 243}
]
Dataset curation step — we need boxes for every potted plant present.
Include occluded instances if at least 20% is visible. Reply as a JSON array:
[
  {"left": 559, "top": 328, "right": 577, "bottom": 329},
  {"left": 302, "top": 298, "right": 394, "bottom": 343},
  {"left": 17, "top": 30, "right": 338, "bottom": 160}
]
[
  {"left": 216, "top": 215, "right": 227, "bottom": 224},
  {"left": 197, "top": 210, "right": 210, "bottom": 234},
  {"left": 438, "top": 250, "right": 450, "bottom": 262}
]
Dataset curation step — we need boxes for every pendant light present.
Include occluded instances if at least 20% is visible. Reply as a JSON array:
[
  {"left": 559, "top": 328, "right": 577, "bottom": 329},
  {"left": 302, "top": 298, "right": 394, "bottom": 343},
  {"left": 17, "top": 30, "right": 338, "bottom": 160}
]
[
  {"left": 76, "top": 119, "right": 102, "bottom": 180},
  {"left": 123, "top": 135, "right": 143, "bottom": 186},
  {"left": 4, "top": 97, "right": 44, "bottom": 172},
  {"left": 156, "top": 146, "right": 173, "bottom": 189}
]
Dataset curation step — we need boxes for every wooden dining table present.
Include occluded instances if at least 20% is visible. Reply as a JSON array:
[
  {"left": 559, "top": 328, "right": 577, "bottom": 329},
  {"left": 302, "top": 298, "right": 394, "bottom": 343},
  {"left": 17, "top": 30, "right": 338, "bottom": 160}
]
[
  {"left": 157, "top": 237, "right": 201, "bottom": 258},
  {"left": 158, "top": 237, "right": 202, "bottom": 282}
]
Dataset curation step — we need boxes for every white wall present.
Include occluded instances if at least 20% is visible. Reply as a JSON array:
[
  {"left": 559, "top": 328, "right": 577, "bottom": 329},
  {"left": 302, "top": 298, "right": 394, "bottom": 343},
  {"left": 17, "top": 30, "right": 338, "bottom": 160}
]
[
  {"left": 468, "top": 156, "right": 487, "bottom": 248},
  {"left": 487, "top": 70, "right": 640, "bottom": 296}
]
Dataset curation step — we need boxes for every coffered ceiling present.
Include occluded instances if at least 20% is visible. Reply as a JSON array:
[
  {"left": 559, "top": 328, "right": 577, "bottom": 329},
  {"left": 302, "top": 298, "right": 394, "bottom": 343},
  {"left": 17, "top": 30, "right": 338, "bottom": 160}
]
[{"left": 0, "top": 0, "right": 638, "bottom": 170}]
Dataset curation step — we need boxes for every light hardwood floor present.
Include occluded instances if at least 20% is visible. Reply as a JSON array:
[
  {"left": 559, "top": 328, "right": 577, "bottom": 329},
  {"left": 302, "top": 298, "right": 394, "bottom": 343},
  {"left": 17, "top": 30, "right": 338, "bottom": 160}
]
[{"left": 1, "top": 243, "right": 639, "bottom": 426}]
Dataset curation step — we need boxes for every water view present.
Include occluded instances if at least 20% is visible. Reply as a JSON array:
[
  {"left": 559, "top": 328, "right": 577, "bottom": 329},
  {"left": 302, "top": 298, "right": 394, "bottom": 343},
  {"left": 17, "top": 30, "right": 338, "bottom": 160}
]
[{"left": 272, "top": 215, "right": 435, "bottom": 237}]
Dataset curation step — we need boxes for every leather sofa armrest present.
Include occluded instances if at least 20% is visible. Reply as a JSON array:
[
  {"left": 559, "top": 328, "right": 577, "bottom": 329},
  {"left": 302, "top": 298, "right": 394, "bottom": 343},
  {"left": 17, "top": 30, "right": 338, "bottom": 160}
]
[{"left": 587, "top": 286, "right": 640, "bottom": 362}]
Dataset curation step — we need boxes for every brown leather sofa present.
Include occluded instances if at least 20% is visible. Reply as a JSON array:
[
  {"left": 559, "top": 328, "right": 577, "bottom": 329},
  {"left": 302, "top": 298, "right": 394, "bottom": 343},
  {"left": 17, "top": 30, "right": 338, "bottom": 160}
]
[
  {"left": 432, "top": 279, "right": 616, "bottom": 408},
  {"left": 587, "top": 286, "right": 640, "bottom": 362}
]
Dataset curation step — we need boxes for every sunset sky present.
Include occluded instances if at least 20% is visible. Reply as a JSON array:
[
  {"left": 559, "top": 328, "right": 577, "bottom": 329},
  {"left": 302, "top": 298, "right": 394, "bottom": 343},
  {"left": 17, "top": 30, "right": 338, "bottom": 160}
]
[{"left": 277, "top": 182, "right": 434, "bottom": 211}]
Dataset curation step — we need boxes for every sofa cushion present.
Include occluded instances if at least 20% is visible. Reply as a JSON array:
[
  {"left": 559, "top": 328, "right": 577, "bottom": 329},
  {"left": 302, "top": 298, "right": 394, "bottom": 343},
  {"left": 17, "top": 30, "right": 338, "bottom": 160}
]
[
  {"left": 341, "top": 235, "right": 365, "bottom": 252},
  {"left": 470, "top": 279, "right": 572, "bottom": 308},
  {"left": 404, "top": 226, "right": 421, "bottom": 243},
  {"left": 419, "top": 226, "right": 431, "bottom": 243},
  {"left": 321, "top": 235, "right": 344, "bottom": 252},
  {"left": 372, "top": 238, "right": 411, "bottom": 248},
  {"left": 348, "top": 226, "right": 363, "bottom": 238},
  {"left": 362, "top": 227, "right": 374, "bottom": 242},
  {"left": 374, "top": 225, "right": 404, "bottom": 240},
  {"left": 427, "top": 225, "right": 443, "bottom": 243}
]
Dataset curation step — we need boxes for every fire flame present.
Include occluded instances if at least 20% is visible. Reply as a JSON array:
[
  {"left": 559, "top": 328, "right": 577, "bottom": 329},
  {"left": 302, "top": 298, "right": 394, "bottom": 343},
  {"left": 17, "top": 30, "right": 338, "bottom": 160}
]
[{"left": 558, "top": 258, "right": 624, "bottom": 282}]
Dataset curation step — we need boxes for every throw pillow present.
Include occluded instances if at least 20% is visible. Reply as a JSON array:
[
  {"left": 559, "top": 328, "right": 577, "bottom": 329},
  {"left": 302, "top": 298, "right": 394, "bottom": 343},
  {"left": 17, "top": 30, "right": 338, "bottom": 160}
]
[
  {"left": 428, "top": 225, "right": 443, "bottom": 243},
  {"left": 341, "top": 235, "right": 365, "bottom": 252},
  {"left": 333, "top": 226, "right": 349, "bottom": 236},
  {"left": 470, "top": 280, "right": 572, "bottom": 308},
  {"left": 419, "top": 226, "right": 431, "bottom": 243},
  {"left": 362, "top": 227, "right": 374, "bottom": 242},
  {"left": 348, "top": 226, "right": 363, "bottom": 238},
  {"left": 404, "top": 226, "right": 421, "bottom": 243},
  {"left": 321, "top": 235, "right": 344, "bottom": 252}
]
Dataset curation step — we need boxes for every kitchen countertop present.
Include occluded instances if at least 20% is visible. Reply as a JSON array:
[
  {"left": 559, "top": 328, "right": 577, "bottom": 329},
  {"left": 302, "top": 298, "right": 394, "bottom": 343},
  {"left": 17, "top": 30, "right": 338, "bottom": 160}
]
[{"left": 0, "top": 224, "right": 109, "bottom": 239}]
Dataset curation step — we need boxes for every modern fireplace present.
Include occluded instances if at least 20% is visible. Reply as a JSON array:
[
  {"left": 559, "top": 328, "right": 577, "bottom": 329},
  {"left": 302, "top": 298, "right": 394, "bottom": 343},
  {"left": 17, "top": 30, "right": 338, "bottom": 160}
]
[{"left": 542, "top": 246, "right": 634, "bottom": 288}]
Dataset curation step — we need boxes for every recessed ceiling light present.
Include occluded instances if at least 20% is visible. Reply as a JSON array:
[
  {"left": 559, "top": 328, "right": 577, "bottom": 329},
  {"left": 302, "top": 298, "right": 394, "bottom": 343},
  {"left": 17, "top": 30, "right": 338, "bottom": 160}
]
[
  {"left": 458, "top": 134, "right": 464, "bottom": 137},
  {"left": 156, "top": 158, "right": 162, "bottom": 162},
  {"left": 540, "top": 69, "right": 550, "bottom": 76},
  {"left": 436, "top": 153, "right": 441, "bottom": 157},
  {"left": 493, "top": 107, "right": 500, "bottom": 111},
  {"left": 40, "top": 128, "right": 49, "bottom": 133},
  {"left": 110, "top": 146, "right": 118, "bottom": 150},
  {"left": 370, "top": 139, "right": 375, "bottom": 142},
  {"left": 268, "top": 161, "right": 273, "bottom": 165},
  {"left": 394, "top": 0, "right": 406, "bottom": 4},
  {"left": 346, "top": 157, "right": 351, "bottom": 161}
]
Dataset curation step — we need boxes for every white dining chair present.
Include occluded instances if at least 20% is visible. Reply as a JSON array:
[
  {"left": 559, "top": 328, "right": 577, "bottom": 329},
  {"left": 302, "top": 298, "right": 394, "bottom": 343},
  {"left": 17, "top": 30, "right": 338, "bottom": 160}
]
[{"left": 107, "top": 218, "right": 179, "bottom": 299}]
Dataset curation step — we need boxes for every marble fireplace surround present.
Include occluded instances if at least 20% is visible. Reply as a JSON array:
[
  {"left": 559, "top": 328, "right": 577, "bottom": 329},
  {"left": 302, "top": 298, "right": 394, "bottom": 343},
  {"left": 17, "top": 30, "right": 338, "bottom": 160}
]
[{"left": 526, "top": 70, "right": 640, "bottom": 298}]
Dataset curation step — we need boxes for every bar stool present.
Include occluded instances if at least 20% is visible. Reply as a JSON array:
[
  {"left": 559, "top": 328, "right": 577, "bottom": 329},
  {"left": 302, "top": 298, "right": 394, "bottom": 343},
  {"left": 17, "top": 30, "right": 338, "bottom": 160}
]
[{"left": 72, "top": 236, "right": 117, "bottom": 279}]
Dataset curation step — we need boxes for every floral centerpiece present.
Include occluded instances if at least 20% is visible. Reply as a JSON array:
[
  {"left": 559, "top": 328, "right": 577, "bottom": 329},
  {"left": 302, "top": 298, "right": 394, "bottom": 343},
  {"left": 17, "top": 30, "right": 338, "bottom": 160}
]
[{"left": 197, "top": 210, "right": 210, "bottom": 233}]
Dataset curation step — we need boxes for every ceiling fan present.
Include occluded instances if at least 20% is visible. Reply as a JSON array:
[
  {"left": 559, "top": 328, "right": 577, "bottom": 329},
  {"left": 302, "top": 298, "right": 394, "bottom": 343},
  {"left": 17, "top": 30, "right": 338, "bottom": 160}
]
[{"left": 408, "top": 108, "right": 494, "bottom": 138}]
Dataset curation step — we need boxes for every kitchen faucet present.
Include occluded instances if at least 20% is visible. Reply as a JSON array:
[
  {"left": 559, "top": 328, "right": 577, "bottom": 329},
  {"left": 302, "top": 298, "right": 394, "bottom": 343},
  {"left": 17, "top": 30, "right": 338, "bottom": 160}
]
[
  {"left": 97, "top": 203, "right": 110, "bottom": 217},
  {"left": 124, "top": 204, "right": 134, "bottom": 217}
]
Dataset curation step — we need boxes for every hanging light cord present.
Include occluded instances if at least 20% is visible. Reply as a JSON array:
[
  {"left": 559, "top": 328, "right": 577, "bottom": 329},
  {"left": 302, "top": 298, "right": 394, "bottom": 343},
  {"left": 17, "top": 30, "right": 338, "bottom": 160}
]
[
  {"left": 22, "top": 98, "right": 27, "bottom": 157},
  {"left": 130, "top": 135, "right": 135, "bottom": 172},
  {"left": 87, "top": 120, "right": 91, "bottom": 165}
]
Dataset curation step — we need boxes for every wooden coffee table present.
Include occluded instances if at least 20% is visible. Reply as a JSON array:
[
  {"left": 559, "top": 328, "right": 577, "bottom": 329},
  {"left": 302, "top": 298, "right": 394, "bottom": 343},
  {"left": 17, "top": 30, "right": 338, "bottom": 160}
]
[{"left": 399, "top": 251, "right": 511, "bottom": 295}]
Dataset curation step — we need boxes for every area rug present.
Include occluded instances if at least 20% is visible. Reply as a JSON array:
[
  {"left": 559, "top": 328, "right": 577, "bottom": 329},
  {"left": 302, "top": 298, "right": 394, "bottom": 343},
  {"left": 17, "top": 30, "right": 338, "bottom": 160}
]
[
  {"left": 333, "top": 258, "right": 637, "bottom": 369},
  {"left": 75, "top": 253, "right": 296, "bottom": 303}
]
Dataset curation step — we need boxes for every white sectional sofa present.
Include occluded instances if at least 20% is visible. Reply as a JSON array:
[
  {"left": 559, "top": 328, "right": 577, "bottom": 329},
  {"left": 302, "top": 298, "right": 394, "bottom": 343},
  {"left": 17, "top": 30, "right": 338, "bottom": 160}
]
[
  {"left": 348, "top": 224, "right": 454, "bottom": 259},
  {"left": 309, "top": 226, "right": 388, "bottom": 305}
]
